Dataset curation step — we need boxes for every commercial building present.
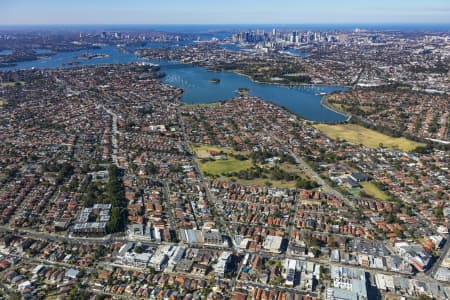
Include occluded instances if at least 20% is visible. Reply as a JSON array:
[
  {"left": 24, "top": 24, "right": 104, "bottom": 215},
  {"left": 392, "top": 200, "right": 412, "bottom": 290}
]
[
  {"left": 283, "top": 259, "right": 297, "bottom": 287},
  {"left": 395, "top": 241, "right": 431, "bottom": 272},
  {"left": 263, "top": 235, "right": 283, "bottom": 253},
  {"left": 215, "top": 251, "right": 232, "bottom": 277},
  {"left": 326, "top": 266, "right": 368, "bottom": 300},
  {"left": 434, "top": 267, "right": 450, "bottom": 282}
]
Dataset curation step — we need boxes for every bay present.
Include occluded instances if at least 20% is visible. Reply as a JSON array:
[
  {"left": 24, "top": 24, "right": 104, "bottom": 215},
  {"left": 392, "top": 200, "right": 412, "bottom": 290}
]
[
  {"left": 0, "top": 45, "right": 348, "bottom": 122},
  {"left": 161, "top": 63, "right": 348, "bottom": 122}
]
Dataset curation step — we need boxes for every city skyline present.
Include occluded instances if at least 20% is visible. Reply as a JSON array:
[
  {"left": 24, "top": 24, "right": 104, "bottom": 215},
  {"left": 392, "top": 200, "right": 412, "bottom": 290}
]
[{"left": 1, "top": 0, "right": 449, "bottom": 25}]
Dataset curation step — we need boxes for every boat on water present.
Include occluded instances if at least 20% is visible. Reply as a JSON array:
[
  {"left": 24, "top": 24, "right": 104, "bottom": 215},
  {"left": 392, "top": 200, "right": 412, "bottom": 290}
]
[{"left": 208, "top": 78, "right": 221, "bottom": 83}]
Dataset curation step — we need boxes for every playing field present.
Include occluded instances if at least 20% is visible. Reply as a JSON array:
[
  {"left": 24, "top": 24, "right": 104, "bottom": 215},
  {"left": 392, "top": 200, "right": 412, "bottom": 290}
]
[
  {"left": 232, "top": 178, "right": 297, "bottom": 188},
  {"left": 193, "top": 145, "right": 251, "bottom": 173},
  {"left": 0, "top": 81, "right": 24, "bottom": 87},
  {"left": 193, "top": 145, "right": 303, "bottom": 188},
  {"left": 199, "top": 157, "right": 253, "bottom": 175},
  {"left": 314, "top": 124, "right": 423, "bottom": 152},
  {"left": 361, "top": 182, "right": 390, "bottom": 201},
  {"left": 192, "top": 145, "right": 247, "bottom": 159}
]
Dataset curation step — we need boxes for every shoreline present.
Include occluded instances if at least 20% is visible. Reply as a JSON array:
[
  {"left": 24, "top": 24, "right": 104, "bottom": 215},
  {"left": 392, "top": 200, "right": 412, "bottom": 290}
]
[
  {"left": 231, "top": 69, "right": 352, "bottom": 123},
  {"left": 163, "top": 62, "right": 352, "bottom": 123},
  {"left": 225, "top": 69, "right": 352, "bottom": 89},
  {"left": 3, "top": 46, "right": 353, "bottom": 124},
  {"left": 320, "top": 96, "right": 351, "bottom": 122}
]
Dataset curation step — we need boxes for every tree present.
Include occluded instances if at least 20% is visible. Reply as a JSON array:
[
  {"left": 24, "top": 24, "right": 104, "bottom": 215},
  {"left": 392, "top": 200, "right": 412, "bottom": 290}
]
[
  {"left": 82, "top": 183, "right": 98, "bottom": 207},
  {"left": 310, "top": 248, "right": 321, "bottom": 257},
  {"left": 385, "top": 212, "right": 397, "bottom": 224},
  {"left": 394, "top": 229, "right": 404, "bottom": 238},
  {"left": 9, "top": 292, "right": 22, "bottom": 300},
  {"left": 105, "top": 165, "right": 127, "bottom": 233},
  {"left": 106, "top": 165, "right": 125, "bottom": 207},
  {"left": 94, "top": 245, "right": 105, "bottom": 260},
  {"left": 296, "top": 179, "right": 319, "bottom": 189},
  {"left": 433, "top": 206, "right": 444, "bottom": 219},
  {"left": 145, "top": 162, "right": 159, "bottom": 175},
  {"left": 107, "top": 207, "right": 127, "bottom": 233}
]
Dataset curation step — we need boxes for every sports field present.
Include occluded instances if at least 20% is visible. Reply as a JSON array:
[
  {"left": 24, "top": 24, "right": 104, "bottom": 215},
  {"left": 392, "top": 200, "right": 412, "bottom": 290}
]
[
  {"left": 192, "top": 145, "right": 248, "bottom": 158},
  {"left": 314, "top": 124, "right": 423, "bottom": 152},
  {"left": 0, "top": 81, "right": 24, "bottom": 86},
  {"left": 199, "top": 157, "right": 253, "bottom": 175},
  {"left": 193, "top": 145, "right": 251, "bottom": 174},
  {"left": 193, "top": 145, "right": 304, "bottom": 188},
  {"left": 361, "top": 182, "right": 390, "bottom": 201}
]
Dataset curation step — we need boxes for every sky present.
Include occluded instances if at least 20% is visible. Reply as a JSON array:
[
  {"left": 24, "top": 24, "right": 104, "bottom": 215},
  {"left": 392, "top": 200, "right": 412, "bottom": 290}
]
[{"left": 0, "top": 0, "right": 449, "bottom": 25}]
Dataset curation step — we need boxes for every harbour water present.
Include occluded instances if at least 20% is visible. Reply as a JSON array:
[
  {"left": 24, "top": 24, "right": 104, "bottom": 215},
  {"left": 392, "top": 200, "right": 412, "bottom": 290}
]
[
  {"left": 0, "top": 45, "right": 348, "bottom": 122},
  {"left": 0, "top": 50, "right": 13, "bottom": 56},
  {"left": 161, "top": 63, "right": 348, "bottom": 122}
]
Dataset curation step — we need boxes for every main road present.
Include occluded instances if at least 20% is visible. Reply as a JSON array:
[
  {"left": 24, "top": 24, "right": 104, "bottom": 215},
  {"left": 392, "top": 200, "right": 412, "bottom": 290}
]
[{"left": 270, "top": 134, "right": 355, "bottom": 209}]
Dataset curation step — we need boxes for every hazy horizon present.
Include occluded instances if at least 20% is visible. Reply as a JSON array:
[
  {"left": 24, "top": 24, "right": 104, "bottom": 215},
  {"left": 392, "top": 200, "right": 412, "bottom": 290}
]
[
  {"left": 1, "top": 0, "right": 449, "bottom": 26},
  {"left": 1, "top": 23, "right": 450, "bottom": 33}
]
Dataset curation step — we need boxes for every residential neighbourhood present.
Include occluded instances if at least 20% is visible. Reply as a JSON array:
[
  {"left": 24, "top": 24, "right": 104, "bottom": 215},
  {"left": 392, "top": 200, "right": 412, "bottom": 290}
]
[{"left": 0, "top": 24, "right": 449, "bottom": 300}]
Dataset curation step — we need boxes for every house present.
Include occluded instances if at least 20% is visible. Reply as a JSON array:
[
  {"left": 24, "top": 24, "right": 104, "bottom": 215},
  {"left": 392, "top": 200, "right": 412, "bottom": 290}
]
[
  {"left": 18, "top": 280, "right": 32, "bottom": 291},
  {"left": 232, "top": 289, "right": 248, "bottom": 300},
  {"left": 0, "top": 260, "right": 11, "bottom": 270},
  {"left": 65, "top": 268, "right": 80, "bottom": 280}
]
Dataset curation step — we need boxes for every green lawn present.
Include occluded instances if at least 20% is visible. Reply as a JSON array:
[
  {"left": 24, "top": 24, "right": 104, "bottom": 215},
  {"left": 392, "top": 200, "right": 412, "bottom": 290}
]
[
  {"left": 361, "top": 182, "right": 390, "bottom": 201},
  {"left": 193, "top": 145, "right": 302, "bottom": 188},
  {"left": 193, "top": 145, "right": 252, "bottom": 174},
  {"left": 314, "top": 123, "right": 424, "bottom": 152},
  {"left": 192, "top": 145, "right": 248, "bottom": 159},
  {"left": 234, "top": 178, "right": 297, "bottom": 188},
  {"left": 199, "top": 157, "right": 253, "bottom": 175},
  {"left": 348, "top": 188, "right": 361, "bottom": 197},
  {"left": 0, "top": 81, "right": 24, "bottom": 86}
]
